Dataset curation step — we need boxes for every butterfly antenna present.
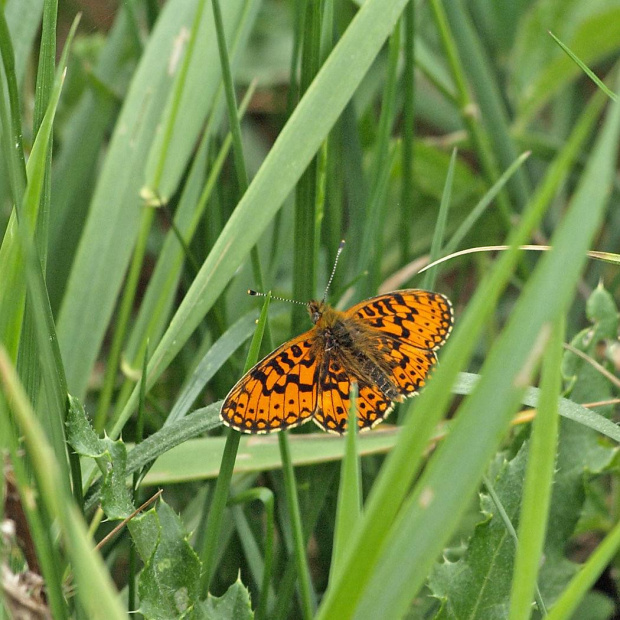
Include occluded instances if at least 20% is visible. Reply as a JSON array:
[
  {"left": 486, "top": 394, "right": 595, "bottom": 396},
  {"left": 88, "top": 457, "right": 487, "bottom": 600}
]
[
  {"left": 322, "top": 239, "right": 345, "bottom": 303},
  {"left": 248, "top": 290, "right": 307, "bottom": 306}
]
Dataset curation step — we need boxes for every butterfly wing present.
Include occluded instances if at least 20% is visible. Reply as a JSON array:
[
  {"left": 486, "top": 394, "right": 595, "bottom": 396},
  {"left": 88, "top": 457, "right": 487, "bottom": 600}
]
[
  {"left": 344, "top": 289, "right": 452, "bottom": 400},
  {"left": 345, "top": 289, "right": 453, "bottom": 351},
  {"left": 220, "top": 331, "right": 320, "bottom": 433},
  {"left": 313, "top": 350, "right": 394, "bottom": 434}
]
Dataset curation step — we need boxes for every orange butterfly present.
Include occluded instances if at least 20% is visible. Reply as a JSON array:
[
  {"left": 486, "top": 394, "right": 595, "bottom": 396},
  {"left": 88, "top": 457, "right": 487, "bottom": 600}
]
[{"left": 220, "top": 288, "right": 453, "bottom": 434}]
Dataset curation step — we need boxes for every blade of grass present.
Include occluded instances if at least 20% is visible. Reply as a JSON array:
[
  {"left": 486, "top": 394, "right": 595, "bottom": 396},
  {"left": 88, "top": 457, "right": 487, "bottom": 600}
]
[
  {"left": 547, "top": 518, "right": 620, "bottom": 618},
  {"left": 357, "top": 25, "right": 400, "bottom": 296},
  {"left": 0, "top": 9, "right": 26, "bottom": 205},
  {"left": 429, "top": 0, "right": 512, "bottom": 223},
  {"left": 229, "top": 488, "right": 275, "bottom": 620},
  {"left": 330, "top": 383, "right": 361, "bottom": 579},
  {"left": 422, "top": 147, "right": 455, "bottom": 291},
  {"left": 0, "top": 349, "right": 127, "bottom": 619},
  {"left": 509, "top": 318, "right": 563, "bottom": 618},
  {"left": 165, "top": 310, "right": 258, "bottom": 425},
  {"left": 548, "top": 30, "right": 618, "bottom": 102},
  {"left": 278, "top": 430, "right": 316, "bottom": 619},
  {"left": 443, "top": 0, "right": 530, "bottom": 210},
  {"left": 482, "top": 473, "right": 547, "bottom": 615},
  {"left": 292, "top": 0, "right": 322, "bottom": 324},
  {"left": 400, "top": 1, "right": 415, "bottom": 264},
  {"left": 56, "top": 0, "right": 252, "bottom": 400},
  {"left": 442, "top": 151, "right": 531, "bottom": 255},
  {"left": 199, "top": 293, "right": 271, "bottom": 593}
]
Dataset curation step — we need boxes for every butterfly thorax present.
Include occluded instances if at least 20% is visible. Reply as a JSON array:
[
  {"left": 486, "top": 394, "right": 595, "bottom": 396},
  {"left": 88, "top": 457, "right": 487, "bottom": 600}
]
[{"left": 306, "top": 300, "right": 401, "bottom": 400}]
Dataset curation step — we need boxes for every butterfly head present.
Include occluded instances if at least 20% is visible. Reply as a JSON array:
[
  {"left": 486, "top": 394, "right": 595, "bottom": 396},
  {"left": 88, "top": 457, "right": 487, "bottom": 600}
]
[{"left": 308, "top": 300, "right": 325, "bottom": 324}]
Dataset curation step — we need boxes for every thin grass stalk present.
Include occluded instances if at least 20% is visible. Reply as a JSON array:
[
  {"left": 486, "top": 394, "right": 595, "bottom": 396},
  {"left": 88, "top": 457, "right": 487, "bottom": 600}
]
[
  {"left": 199, "top": 431, "right": 241, "bottom": 594},
  {"left": 286, "top": 0, "right": 305, "bottom": 117},
  {"left": 147, "top": 0, "right": 207, "bottom": 195},
  {"left": 482, "top": 474, "right": 547, "bottom": 615},
  {"left": 366, "top": 143, "right": 398, "bottom": 293},
  {"left": 400, "top": 2, "right": 415, "bottom": 264},
  {"left": 0, "top": 11, "right": 26, "bottom": 205},
  {"left": 278, "top": 432, "right": 315, "bottom": 620},
  {"left": 199, "top": 295, "right": 271, "bottom": 594},
  {"left": 547, "top": 517, "right": 620, "bottom": 618},
  {"left": 443, "top": 0, "right": 530, "bottom": 211},
  {"left": 211, "top": 0, "right": 265, "bottom": 291},
  {"left": 229, "top": 488, "right": 275, "bottom": 620},
  {"left": 293, "top": 0, "right": 322, "bottom": 319},
  {"left": 509, "top": 318, "right": 564, "bottom": 618},
  {"left": 443, "top": 151, "right": 531, "bottom": 256},
  {"left": 357, "top": 25, "right": 400, "bottom": 296},
  {"left": 94, "top": 209, "right": 154, "bottom": 432},
  {"left": 422, "top": 147, "right": 455, "bottom": 291},
  {"left": 0, "top": 397, "right": 69, "bottom": 620},
  {"left": 128, "top": 343, "right": 149, "bottom": 613},
  {"left": 122, "top": 0, "right": 144, "bottom": 53},
  {"left": 428, "top": 0, "right": 512, "bottom": 224},
  {"left": 285, "top": 6, "right": 326, "bottom": 614},
  {"left": 32, "top": 0, "right": 57, "bottom": 268},
  {"left": 331, "top": 383, "right": 361, "bottom": 578}
]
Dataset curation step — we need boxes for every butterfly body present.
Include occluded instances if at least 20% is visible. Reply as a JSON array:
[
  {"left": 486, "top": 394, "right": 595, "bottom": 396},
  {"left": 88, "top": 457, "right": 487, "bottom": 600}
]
[{"left": 221, "top": 289, "right": 453, "bottom": 434}]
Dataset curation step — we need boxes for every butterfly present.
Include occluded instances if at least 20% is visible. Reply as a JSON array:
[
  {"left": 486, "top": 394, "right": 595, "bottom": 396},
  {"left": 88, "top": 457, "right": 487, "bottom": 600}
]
[{"left": 220, "top": 288, "right": 453, "bottom": 434}]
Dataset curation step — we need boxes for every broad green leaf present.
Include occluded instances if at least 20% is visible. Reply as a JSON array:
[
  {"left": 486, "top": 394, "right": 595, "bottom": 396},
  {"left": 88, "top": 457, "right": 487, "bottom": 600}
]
[
  {"left": 128, "top": 500, "right": 202, "bottom": 619},
  {"left": 430, "top": 445, "right": 529, "bottom": 619},
  {"left": 0, "top": 350, "right": 126, "bottom": 619}
]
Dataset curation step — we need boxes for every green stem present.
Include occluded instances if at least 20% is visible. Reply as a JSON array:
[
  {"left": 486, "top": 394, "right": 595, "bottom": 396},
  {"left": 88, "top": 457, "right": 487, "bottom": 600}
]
[
  {"left": 400, "top": 3, "right": 415, "bottom": 264},
  {"left": 199, "top": 430, "right": 241, "bottom": 594},
  {"left": 278, "top": 432, "right": 315, "bottom": 620},
  {"left": 210, "top": 0, "right": 265, "bottom": 291},
  {"left": 429, "top": 0, "right": 513, "bottom": 225},
  {"left": 96, "top": 209, "right": 154, "bottom": 432}
]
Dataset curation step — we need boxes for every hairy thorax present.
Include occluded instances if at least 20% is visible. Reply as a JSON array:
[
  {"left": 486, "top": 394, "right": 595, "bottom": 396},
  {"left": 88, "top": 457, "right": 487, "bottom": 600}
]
[{"left": 307, "top": 300, "right": 400, "bottom": 399}]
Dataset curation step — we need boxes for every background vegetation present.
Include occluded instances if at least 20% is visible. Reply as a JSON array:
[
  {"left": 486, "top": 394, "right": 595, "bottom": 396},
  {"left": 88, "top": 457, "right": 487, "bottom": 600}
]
[{"left": 1, "top": 0, "right": 620, "bottom": 618}]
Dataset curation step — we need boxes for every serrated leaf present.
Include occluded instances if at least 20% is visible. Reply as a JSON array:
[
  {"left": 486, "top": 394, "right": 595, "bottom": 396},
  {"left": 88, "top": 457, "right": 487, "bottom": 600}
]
[
  {"left": 562, "top": 284, "right": 618, "bottom": 412},
  {"left": 128, "top": 508, "right": 161, "bottom": 562},
  {"left": 132, "top": 500, "right": 202, "bottom": 620},
  {"left": 66, "top": 395, "right": 134, "bottom": 518},
  {"left": 100, "top": 438, "right": 134, "bottom": 519},
  {"left": 201, "top": 578, "right": 253, "bottom": 620},
  {"left": 429, "top": 445, "right": 528, "bottom": 619}
]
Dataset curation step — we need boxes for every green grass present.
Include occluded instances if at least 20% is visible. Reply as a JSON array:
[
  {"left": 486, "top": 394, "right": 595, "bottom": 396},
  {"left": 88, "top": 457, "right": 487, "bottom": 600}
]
[{"left": 1, "top": 1, "right": 620, "bottom": 618}]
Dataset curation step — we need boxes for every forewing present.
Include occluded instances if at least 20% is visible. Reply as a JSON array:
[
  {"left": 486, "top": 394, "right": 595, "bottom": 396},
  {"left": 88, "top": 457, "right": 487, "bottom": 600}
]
[
  {"left": 345, "top": 289, "right": 453, "bottom": 351},
  {"left": 313, "top": 352, "right": 395, "bottom": 434},
  {"left": 220, "top": 331, "right": 319, "bottom": 433}
]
